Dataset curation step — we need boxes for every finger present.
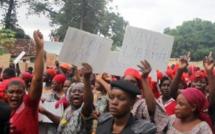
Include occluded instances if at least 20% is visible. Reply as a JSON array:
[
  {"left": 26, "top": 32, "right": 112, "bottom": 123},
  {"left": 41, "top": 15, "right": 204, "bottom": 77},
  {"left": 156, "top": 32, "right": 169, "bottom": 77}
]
[
  {"left": 137, "top": 65, "right": 145, "bottom": 71},
  {"left": 186, "top": 51, "right": 191, "bottom": 59},
  {"left": 186, "top": 52, "right": 191, "bottom": 62},
  {"left": 144, "top": 59, "right": 151, "bottom": 69},
  {"left": 140, "top": 60, "right": 149, "bottom": 69},
  {"left": 209, "top": 51, "right": 212, "bottom": 58}
]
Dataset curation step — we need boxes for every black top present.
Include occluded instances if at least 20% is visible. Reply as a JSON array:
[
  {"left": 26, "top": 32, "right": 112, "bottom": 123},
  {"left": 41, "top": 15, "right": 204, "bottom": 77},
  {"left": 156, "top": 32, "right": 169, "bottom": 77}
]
[
  {"left": 0, "top": 101, "right": 11, "bottom": 134},
  {"left": 96, "top": 113, "right": 156, "bottom": 134}
]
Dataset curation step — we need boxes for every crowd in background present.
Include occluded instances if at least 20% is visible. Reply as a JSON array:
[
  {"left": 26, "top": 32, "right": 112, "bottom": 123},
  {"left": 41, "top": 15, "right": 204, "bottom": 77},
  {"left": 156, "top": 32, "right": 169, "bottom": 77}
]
[{"left": 0, "top": 31, "right": 215, "bottom": 134}]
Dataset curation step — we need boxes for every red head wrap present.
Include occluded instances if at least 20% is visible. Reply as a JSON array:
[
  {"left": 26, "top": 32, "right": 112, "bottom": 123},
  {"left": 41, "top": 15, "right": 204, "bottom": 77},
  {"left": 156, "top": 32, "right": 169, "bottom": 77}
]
[
  {"left": 181, "top": 88, "right": 212, "bottom": 129},
  {"left": 21, "top": 72, "right": 33, "bottom": 81},
  {"left": 53, "top": 74, "right": 66, "bottom": 85},
  {"left": 124, "top": 68, "right": 142, "bottom": 89},
  {"left": 46, "top": 69, "right": 57, "bottom": 78}
]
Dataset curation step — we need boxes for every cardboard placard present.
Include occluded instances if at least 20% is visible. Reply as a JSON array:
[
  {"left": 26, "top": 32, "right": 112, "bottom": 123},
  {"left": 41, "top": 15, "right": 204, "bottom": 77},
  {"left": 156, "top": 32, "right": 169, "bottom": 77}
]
[{"left": 59, "top": 27, "right": 112, "bottom": 73}]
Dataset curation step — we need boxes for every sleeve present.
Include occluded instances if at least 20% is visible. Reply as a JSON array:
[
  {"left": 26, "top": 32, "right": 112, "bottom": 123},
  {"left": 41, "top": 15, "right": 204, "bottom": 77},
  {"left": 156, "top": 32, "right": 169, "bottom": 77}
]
[
  {"left": 154, "top": 103, "right": 170, "bottom": 133},
  {"left": 199, "top": 122, "right": 213, "bottom": 134},
  {"left": 23, "top": 94, "right": 40, "bottom": 110}
]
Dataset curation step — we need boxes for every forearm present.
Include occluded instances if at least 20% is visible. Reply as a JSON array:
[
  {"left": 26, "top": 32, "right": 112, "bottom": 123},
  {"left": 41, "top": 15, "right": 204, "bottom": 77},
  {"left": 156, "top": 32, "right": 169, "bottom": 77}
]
[
  {"left": 141, "top": 79, "right": 156, "bottom": 115},
  {"left": 43, "top": 110, "right": 61, "bottom": 124},
  {"left": 170, "top": 70, "right": 183, "bottom": 99},
  {"left": 98, "top": 79, "right": 111, "bottom": 94},
  {"left": 207, "top": 71, "right": 215, "bottom": 104},
  {"left": 82, "top": 77, "right": 93, "bottom": 117},
  {"left": 29, "top": 49, "right": 44, "bottom": 100}
]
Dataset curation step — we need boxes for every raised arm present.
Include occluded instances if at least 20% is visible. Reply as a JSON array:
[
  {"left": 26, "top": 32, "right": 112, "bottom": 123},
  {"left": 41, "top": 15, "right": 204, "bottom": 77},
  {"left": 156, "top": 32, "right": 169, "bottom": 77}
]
[
  {"left": 203, "top": 53, "right": 215, "bottom": 104},
  {"left": 81, "top": 63, "right": 94, "bottom": 117},
  {"left": 170, "top": 56, "right": 189, "bottom": 99},
  {"left": 138, "top": 60, "right": 156, "bottom": 116},
  {"left": 96, "top": 74, "right": 111, "bottom": 94},
  {"left": 28, "top": 31, "right": 44, "bottom": 101}
]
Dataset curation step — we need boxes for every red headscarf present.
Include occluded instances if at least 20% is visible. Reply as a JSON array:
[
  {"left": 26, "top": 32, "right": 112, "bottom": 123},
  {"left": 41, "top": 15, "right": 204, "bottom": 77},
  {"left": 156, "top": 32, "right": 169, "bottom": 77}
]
[
  {"left": 0, "top": 77, "right": 25, "bottom": 101},
  {"left": 190, "top": 70, "right": 207, "bottom": 81},
  {"left": 46, "top": 68, "right": 57, "bottom": 78},
  {"left": 124, "top": 68, "right": 142, "bottom": 89},
  {"left": 21, "top": 72, "right": 33, "bottom": 81},
  {"left": 60, "top": 63, "right": 71, "bottom": 71},
  {"left": 181, "top": 88, "right": 213, "bottom": 129},
  {"left": 53, "top": 74, "right": 66, "bottom": 85}
]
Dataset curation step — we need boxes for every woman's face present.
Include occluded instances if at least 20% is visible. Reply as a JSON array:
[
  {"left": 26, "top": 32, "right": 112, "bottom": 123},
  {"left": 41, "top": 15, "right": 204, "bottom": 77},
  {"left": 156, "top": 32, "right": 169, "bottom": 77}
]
[
  {"left": 51, "top": 80, "right": 62, "bottom": 92},
  {"left": 160, "top": 79, "right": 171, "bottom": 98},
  {"left": 6, "top": 85, "right": 25, "bottom": 110},
  {"left": 175, "top": 94, "right": 194, "bottom": 119},
  {"left": 63, "top": 80, "right": 71, "bottom": 93},
  {"left": 191, "top": 78, "right": 207, "bottom": 93},
  {"left": 69, "top": 88, "right": 84, "bottom": 108},
  {"left": 108, "top": 88, "right": 135, "bottom": 118}
]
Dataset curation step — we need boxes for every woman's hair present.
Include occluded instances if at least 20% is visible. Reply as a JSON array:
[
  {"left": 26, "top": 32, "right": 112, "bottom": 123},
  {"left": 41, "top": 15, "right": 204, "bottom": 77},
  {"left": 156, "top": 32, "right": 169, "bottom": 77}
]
[
  {"left": 181, "top": 88, "right": 213, "bottom": 129},
  {"left": 3, "top": 68, "right": 16, "bottom": 79},
  {"left": 159, "top": 76, "right": 171, "bottom": 87},
  {"left": 6, "top": 79, "right": 26, "bottom": 90}
]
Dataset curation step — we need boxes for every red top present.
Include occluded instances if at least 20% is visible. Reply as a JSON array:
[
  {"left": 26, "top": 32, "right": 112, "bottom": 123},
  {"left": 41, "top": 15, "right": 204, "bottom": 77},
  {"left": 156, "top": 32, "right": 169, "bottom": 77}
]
[
  {"left": 157, "top": 97, "right": 176, "bottom": 116},
  {"left": 165, "top": 100, "right": 177, "bottom": 116},
  {"left": 10, "top": 94, "right": 39, "bottom": 134}
]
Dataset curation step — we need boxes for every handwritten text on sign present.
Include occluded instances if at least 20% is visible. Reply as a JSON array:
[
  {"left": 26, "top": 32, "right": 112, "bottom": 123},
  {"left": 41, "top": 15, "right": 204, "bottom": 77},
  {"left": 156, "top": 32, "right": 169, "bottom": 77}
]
[
  {"left": 59, "top": 27, "right": 112, "bottom": 73},
  {"left": 119, "top": 26, "right": 174, "bottom": 79}
]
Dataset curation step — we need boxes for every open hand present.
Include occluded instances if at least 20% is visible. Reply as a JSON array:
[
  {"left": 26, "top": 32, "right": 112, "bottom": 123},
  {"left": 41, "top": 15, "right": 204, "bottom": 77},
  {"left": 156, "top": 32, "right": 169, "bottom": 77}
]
[
  {"left": 178, "top": 52, "right": 190, "bottom": 71},
  {"left": 137, "top": 59, "right": 151, "bottom": 79},
  {"left": 81, "top": 63, "right": 93, "bottom": 79},
  {"left": 203, "top": 52, "right": 214, "bottom": 73}
]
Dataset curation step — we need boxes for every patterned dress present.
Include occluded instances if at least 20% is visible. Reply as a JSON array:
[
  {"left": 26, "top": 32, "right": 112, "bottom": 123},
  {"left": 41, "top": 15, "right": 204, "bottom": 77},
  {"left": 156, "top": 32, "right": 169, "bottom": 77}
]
[{"left": 167, "top": 116, "right": 213, "bottom": 134}]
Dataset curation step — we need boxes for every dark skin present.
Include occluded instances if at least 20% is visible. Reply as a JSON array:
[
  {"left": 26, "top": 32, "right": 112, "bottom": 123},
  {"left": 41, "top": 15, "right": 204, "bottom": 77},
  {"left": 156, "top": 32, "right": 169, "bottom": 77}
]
[
  {"left": 39, "top": 63, "right": 94, "bottom": 124},
  {"left": 170, "top": 52, "right": 215, "bottom": 102},
  {"left": 203, "top": 52, "right": 215, "bottom": 105},
  {"left": 170, "top": 55, "right": 189, "bottom": 99},
  {"left": 109, "top": 88, "right": 136, "bottom": 134},
  {"left": 96, "top": 60, "right": 156, "bottom": 117},
  {"left": 137, "top": 60, "right": 156, "bottom": 116},
  {"left": 6, "top": 30, "right": 44, "bottom": 133},
  {"left": 173, "top": 94, "right": 201, "bottom": 132},
  {"left": 6, "top": 30, "right": 44, "bottom": 111},
  {"left": 160, "top": 79, "right": 171, "bottom": 104}
]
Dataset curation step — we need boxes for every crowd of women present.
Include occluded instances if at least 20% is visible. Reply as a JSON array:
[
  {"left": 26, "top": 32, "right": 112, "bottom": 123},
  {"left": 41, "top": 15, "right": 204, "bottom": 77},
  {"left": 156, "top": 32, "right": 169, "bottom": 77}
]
[{"left": 0, "top": 31, "right": 215, "bottom": 134}]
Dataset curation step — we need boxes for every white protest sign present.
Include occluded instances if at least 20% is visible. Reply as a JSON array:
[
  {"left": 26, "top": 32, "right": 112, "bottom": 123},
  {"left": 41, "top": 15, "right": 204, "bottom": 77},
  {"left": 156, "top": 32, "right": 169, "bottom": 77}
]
[
  {"left": 13, "top": 51, "right": 25, "bottom": 64},
  {"left": 44, "top": 41, "right": 63, "bottom": 55},
  {"left": 103, "top": 51, "right": 129, "bottom": 76},
  {"left": 59, "top": 27, "right": 112, "bottom": 73},
  {"left": 39, "top": 101, "right": 64, "bottom": 123},
  {"left": 119, "top": 26, "right": 174, "bottom": 80}
]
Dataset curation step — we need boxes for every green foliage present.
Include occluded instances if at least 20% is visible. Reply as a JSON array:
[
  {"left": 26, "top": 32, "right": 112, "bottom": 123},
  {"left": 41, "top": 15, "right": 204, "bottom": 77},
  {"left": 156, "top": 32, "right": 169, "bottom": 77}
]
[
  {"left": 0, "top": 28, "right": 16, "bottom": 53},
  {"left": 0, "top": 0, "right": 30, "bottom": 39},
  {"left": 28, "top": 0, "right": 127, "bottom": 48},
  {"left": 164, "top": 18, "right": 215, "bottom": 61}
]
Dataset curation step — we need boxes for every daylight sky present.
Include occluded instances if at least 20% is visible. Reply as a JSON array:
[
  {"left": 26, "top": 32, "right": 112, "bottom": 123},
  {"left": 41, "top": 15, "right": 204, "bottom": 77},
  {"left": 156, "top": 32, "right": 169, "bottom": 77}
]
[{"left": 2, "top": 0, "right": 215, "bottom": 41}]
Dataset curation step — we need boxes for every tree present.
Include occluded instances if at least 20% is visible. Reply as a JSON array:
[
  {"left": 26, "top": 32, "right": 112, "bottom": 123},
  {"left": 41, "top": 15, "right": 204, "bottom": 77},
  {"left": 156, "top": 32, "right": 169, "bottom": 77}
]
[
  {"left": 0, "top": 28, "right": 16, "bottom": 54},
  {"left": 0, "top": 0, "right": 30, "bottom": 38},
  {"left": 164, "top": 18, "right": 215, "bottom": 61},
  {"left": 28, "top": 0, "right": 127, "bottom": 48}
]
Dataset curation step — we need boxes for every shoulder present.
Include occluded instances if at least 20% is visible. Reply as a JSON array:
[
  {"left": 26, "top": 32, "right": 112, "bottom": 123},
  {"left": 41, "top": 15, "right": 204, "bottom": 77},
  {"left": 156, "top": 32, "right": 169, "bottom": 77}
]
[
  {"left": 96, "top": 113, "right": 113, "bottom": 134},
  {"left": 196, "top": 121, "right": 213, "bottom": 134},
  {"left": 98, "top": 112, "right": 113, "bottom": 124},
  {"left": 131, "top": 119, "right": 156, "bottom": 134},
  {"left": 23, "top": 94, "right": 39, "bottom": 109}
]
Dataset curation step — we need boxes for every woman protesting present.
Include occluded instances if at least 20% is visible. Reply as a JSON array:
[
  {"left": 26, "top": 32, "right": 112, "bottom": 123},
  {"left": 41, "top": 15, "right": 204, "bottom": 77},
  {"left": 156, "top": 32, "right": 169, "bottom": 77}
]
[
  {"left": 167, "top": 88, "right": 213, "bottom": 134},
  {"left": 6, "top": 30, "right": 44, "bottom": 134}
]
